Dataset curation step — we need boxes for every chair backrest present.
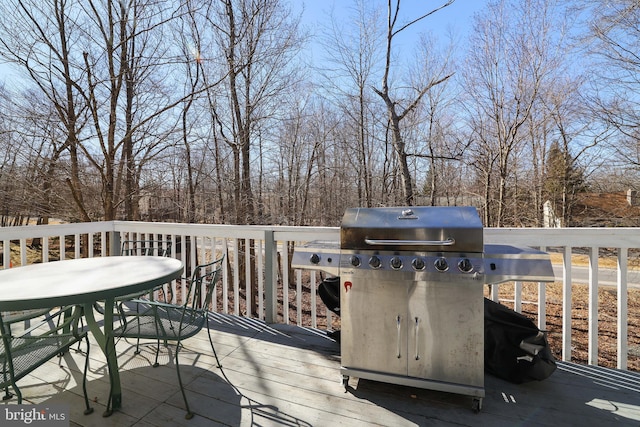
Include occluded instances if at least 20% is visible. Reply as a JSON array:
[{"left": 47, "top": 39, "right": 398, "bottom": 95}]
[
  {"left": 1, "top": 305, "right": 85, "bottom": 390},
  {"left": 121, "top": 240, "right": 172, "bottom": 257},
  {"left": 184, "top": 256, "right": 224, "bottom": 312}
]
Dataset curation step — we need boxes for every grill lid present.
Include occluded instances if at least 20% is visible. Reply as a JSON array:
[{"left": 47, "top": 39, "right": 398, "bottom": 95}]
[{"left": 340, "top": 206, "right": 483, "bottom": 253}]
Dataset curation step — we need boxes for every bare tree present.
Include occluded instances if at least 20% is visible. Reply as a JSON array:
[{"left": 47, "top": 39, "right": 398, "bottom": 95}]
[
  {"left": 464, "top": 0, "right": 567, "bottom": 226},
  {"left": 373, "top": 0, "right": 455, "bottom": 206},
  {"left": 408, "top": 32, "right": 462, "bottom": 206},
  {"left": 580, "top": 1, "right": 640, "bottom": 171},
  {"left": 207, "top": 0, "right": 304, "bottom": 224},
  {"left": 0, "top": 0, "right": 92, "bottom": 221},
  {"left": 80, "top": 0, "right": 188, "bottom": 220},
  {"left": 0, "top": 0, "right": 201, "bottom": 222},
  {"left": 319, "top": 0, "right": 384, "bottom": 208}
]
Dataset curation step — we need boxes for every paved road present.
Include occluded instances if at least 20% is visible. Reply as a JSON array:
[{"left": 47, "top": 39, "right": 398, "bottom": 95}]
[{"left": 552, "top": 264, "right": 640, "bottom": 288}]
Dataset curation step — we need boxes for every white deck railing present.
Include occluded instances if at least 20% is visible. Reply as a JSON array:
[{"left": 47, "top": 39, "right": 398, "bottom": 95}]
[{"left": 1, "top": 221, "right": 637, "bottom": 370}]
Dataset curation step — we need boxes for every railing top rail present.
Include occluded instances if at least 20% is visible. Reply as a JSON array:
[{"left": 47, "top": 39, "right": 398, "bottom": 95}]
[
  {"left": 0, "top": 221, "right": 115, "bottom": 239},
  {"left": 485, "top": 227, "right": 640, "bottom": 248},
  {"left": 2, "top": 220, "right": 640, "bottom": 248},
  {"left": 113, "top": 221, "right": 340, "bottom": 240}
]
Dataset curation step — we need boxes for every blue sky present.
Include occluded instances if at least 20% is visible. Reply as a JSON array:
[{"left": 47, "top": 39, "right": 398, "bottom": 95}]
[
  {"left": 295, "top": 0, "right": 487, "bottom": 42},
  {"left": 0, "top": 1, "right": 487, "bottom": 85},
  {"left": 292, "top": 0, "right": 488, "bottom": 68}
]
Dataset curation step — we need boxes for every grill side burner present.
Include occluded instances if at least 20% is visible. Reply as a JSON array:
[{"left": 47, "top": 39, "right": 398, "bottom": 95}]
[{"left": 292, "top": 206, "right": 555, "bottom": 413}]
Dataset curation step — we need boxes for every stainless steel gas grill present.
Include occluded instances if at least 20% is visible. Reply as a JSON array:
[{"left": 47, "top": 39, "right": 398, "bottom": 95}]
[{"left": 292, "top": 206, "right": 555, "bottom": 413}]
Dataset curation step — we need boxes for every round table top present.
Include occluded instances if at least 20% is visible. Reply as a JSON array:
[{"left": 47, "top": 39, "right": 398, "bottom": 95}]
[{"left": 0, "top": 256, "right": 183, "bottom": 311}]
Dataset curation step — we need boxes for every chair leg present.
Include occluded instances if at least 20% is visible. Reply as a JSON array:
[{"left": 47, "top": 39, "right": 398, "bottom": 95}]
[
  {"left": 2, "top": 387, "right": 13, "bottom": 401},
  {"left": 12, "top": 382, "right": 22, "bottom": 404},
  {"left": 2, "top": 367, "right": 12, "bottom": 400},
  {"left": 81, "top": 335, "right": 94, "bottom": 415},
  {"left": 206, "top": 316, "right": 222, "bottom": 368},
  {"left": 104, "top": 395, "right": 113, "bottom": 417},
  {"left": 174, "top": 341, "right": 194, "bottom": 419},
  {"left": 133, "top": 302, "right": 142, "bottom": 355},
  {"left": 153, "top": 338, "right": 161, "bottom": 367}
]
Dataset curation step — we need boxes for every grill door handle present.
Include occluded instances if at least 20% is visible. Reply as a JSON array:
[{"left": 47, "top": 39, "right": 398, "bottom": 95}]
[
  {"left": 365, "top": 238, "right": 455, "bottom": 246},
  {"left": 414, "top": 317, "right": 420, "bottom": 361},
  {"left": 396, "top": 315, "right": 402, "bottom": 359}
]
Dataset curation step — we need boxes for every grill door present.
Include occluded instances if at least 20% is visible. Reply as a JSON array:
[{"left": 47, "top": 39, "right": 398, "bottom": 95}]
[
  {"left": 408, "top": 281, "right": 484, "bottom": 387},
  {"left": 340, "top": 272, "right": 408, "bottom": 376}
]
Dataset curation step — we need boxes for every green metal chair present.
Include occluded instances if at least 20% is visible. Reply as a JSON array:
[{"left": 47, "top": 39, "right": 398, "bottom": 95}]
[
  {"left": 120, "top": 239, "right": 172, "bottom": 258},
  {"left": 95, "top": 240, "right": 173, "bottom": 314},
  {"left": 119, "top": 240, "right": 174, "bottom": 353},
  {"left": 118, "top": 239, "right": 173, "bottom": 302},
  {"left": 93, "top": 240, "right": 173, "bottom": 354},
  {"left": 111, "top": 256, "right": 224, "bottom": 419},
  {"left": 0, "top": 306, "right": 93, "bottom": 414}
]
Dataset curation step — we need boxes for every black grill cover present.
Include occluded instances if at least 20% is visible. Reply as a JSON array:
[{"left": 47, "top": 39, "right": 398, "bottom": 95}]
[
  {"left": 484, "top": 298, "right": 557, "bottom": 383},
  {"left": 318, "top": 276, "right": 340, "bottom": 316}
]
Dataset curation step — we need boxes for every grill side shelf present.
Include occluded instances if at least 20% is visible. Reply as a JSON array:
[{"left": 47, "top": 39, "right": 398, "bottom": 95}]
[{"left": 484, "top": 244, "right": 555, "bottom": 284}]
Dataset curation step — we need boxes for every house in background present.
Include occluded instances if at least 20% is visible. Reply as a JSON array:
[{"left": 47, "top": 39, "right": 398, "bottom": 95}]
[{"left": 545, "top": 189, "right": 640, "bottom": 228}]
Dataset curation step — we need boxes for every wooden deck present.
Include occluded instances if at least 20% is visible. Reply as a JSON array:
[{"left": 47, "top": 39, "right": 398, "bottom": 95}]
[{"left": 3, "top": 313, "right": 640, "bottom": 426}]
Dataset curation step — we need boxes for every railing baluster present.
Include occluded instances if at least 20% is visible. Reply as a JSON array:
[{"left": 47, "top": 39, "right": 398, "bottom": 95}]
[
  {"left": 59, "top": 234, "right": 65, "bottom": 260},
  {"left": 43, "top": 236, "right": 49, "bottom": 263},
  {"left": 282, "top": 241, "right": 290, "bottom": 325},
  {"left": 588, "top": 246, "right": 599, "bottom": 366},
  {"left": 223, "top": 239, "right": 230, "bottom": 314},
  {"left": 514, "top": 281, "right": 522, "bottom": 313},
  {"left": 88, "top": 233, "right": 94, "bottom": 257},
  {"left": 20, "top": 239, "right": 27, "bottom": 266},
  {"left": 311, "top": 270, "right": 317, "bottom": 329},
  {"left": 75, "top": 234, "right": 80, "bottom": 259},
  {"left": 2, "top": 239, "right": 9, "bottom": 268},
  {"left": 490, "top": 283, "right": 499, "bottom": 302},
  {"left": 562, "top": 246, "right": 572, "bottom": 362},
  {"left": 296, "top": 269, "right": 302, "bottom": 325},
  {"left": 171, "top": 233, "right": 178, "bottom": 304},
  {"left": 257, "top": 239, "right": 264, "bottom": 320},
  {"left": 246, "top": 238, "right": 253, "bottom": 318},
  {"left": 263, "top": 231, "right": 277, "bottom": 323},
  {"left": 617, "top": 248, "right": 628, "bottom": 370},
  {"left": 538, "top": 246, "right": 547, "bottom": 330},
  {"left": 232, "top": 238, "right": 240, "bottom": 316},
  {"left": 181, "top": 234, "right": 188, "bottom": 305}
]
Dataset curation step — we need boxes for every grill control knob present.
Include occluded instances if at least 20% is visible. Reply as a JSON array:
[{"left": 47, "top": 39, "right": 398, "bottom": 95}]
[
  {"left": 310, "top": 253, "right": 320, "bottom": 264},
  {"left": 458, "top": 258, "right": 473, "bottom": 273},
  {"left": 390, "top": 256, "right": 403, "bottom": 270},
  {"left": 350, "top": 255, "right": 361, "bottom": 267},
  {"left": 369, "top": 256, "right": 382, "bottom": 269},
  {"left": 434, "top": 257, "right": 448, "bottom": 272},
  {"left": 411, "top": 258, "right": 425, "bottom": 271}
]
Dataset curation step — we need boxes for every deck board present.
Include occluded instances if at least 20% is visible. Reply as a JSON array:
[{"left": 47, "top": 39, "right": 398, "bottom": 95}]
[{"left": 2, "top": 312, "right": 639, "bottom": 426}]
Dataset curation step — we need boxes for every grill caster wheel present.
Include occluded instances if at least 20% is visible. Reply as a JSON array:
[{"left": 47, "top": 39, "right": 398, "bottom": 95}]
[
  {"left": 472, "top": 398, "right": 483, "bottom": 413},
  {"left": 342, "top": 375, "right": 349, "bottom": 392}
]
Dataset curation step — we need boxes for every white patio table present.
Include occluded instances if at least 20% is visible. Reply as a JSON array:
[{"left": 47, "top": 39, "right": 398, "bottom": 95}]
[{"left": 0, "top": 256, "right": 183, "bottom": 416}]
